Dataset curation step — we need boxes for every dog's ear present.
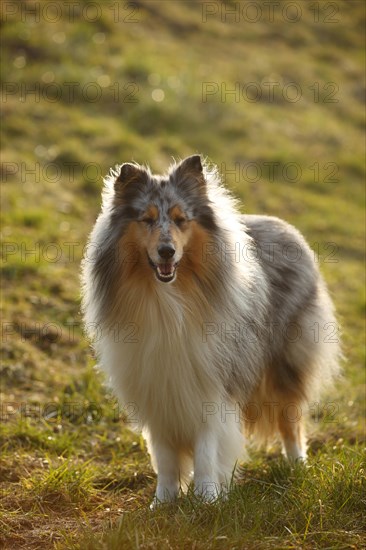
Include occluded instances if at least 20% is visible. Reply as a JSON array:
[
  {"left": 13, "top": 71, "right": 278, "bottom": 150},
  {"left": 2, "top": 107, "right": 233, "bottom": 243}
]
[
  {"left": 173, "top": 155, "right": 206, "bottom": 193},
  {"left": 114, "top": 163, "right": 148, "bottom": 200},
  {"left": 178, "top": 155, "right": 203, "bottom": 174},
  {"left": 115, "top": 163, "right": 147, "bottom": 188}
]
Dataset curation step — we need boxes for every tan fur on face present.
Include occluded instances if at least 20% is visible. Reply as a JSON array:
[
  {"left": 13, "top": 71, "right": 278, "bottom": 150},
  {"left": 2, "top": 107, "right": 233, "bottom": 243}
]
[
  {"left": 169, "top": 205, "right": 187, "bottom": 226},
  {"left": 97, "top": 222, "right": 153, "bottom": 326},
  {"left": 119, "top": 205, "right": 192, "bottom": 270},
  {"left": 141, "top": 205, "right": 192, "bottom": 266},
  {"left": 172, "top": 221, "right": 223, "bottom": 322},
  {"left": 113, "top": 216, "right": 218, "bottom": 325},
  {"left": 177, "top": 221, "right": 215, "bottom": 283},
  {"left": 143, "top": 205, "right": 159, "bottom": 223},
  {"left": 120, "top": 214, "right": 218, "bottom": 289},
  {"left": 117, "top": 222, "right": 151, "bottom": 282}
]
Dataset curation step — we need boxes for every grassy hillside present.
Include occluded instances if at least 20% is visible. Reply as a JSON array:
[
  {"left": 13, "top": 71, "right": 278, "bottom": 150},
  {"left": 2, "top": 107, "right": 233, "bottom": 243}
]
[{"left": 1, "top": 1, "right": 365, "bottom": 548}]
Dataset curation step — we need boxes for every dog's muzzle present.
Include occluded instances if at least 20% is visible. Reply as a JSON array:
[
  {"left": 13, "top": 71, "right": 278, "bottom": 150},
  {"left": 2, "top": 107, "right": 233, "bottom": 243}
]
[{"left": 147, "top": 246, "right": 179, "bottom": 283}]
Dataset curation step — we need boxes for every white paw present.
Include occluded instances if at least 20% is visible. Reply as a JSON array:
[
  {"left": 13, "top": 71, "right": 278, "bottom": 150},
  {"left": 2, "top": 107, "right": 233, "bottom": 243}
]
[
  {"left": 149, "top": 497, "right": 160, "bottom": 510},
  {"left": 194, "top": 481, "right": 221, "bottom": 502},
  {"left": 150, "top": 486, "right": 178, "bottom": 509}
]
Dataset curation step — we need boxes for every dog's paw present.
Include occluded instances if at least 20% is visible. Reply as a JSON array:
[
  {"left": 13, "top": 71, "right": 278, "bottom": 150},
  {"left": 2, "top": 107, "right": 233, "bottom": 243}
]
[
  {"left": 149, "top": 496, "right": 177, "bottom": 510},
  {"left": 149, "top": 497, "right": 160, "bottom": 510},
  {"left": 194, "top": 481, "right": 222, "bottom": 503},
  {"left": 150, "top": 488, "right": 178, "bottom": 509}
]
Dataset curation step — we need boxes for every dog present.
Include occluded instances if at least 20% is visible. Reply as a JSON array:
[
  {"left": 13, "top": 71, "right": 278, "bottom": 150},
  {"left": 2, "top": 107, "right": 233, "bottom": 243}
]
[{"left": 81, "top": 155, "right": 341, "bottom": 505}]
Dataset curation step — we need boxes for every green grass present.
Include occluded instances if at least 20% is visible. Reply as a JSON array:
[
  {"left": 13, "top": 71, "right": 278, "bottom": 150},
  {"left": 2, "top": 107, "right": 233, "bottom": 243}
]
[
  {"left": 1, "top": 0, "right": 365, "bottom": 548},
  {"left": 59, "top": 448, "right": 365, "bottom": 550}
]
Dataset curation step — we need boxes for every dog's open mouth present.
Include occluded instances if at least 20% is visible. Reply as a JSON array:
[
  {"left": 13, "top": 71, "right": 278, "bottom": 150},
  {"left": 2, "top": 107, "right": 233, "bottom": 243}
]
[{"left": 148, "top": 256, "right": 178, "bottom": 283}]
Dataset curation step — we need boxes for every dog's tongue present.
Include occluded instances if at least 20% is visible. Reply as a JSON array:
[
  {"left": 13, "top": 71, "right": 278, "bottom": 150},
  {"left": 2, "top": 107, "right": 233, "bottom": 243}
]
[{"left": 159, "top": 263, "right": 174, "bottom": 275}]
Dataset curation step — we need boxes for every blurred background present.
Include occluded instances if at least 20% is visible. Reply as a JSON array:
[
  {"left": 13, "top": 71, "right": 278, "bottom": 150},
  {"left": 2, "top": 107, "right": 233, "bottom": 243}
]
[{"left": 1, "top": 1, "right": 365, "bottom": 548}]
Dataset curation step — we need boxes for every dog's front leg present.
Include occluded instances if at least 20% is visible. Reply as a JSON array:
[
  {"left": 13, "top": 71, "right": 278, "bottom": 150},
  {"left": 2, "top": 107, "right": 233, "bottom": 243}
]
[
  {"left": 194, "top": 427, "right": 220, "bottom": 501},
  {"left": 149, "top": 439, "right": 180, "bottom": 507}
]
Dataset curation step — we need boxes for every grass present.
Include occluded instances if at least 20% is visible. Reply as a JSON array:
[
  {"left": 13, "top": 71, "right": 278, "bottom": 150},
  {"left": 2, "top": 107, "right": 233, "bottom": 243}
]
[
  {"left": 60, "top": 448, "right": 365, "bottom": 550},
  {"left": 1, "top": 0, "right": 365, "bottom": 548}
]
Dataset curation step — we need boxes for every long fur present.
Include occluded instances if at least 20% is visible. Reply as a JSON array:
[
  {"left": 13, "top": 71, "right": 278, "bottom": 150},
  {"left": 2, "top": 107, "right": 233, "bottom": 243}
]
[{"left": 81, "top": 155, "right": 341, "bottom": 503}]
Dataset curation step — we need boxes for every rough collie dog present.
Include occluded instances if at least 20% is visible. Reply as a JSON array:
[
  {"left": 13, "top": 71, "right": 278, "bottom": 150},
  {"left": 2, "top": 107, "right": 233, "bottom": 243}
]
[{"left": 81, "top": 155, "right": 341, "bottom": 505}]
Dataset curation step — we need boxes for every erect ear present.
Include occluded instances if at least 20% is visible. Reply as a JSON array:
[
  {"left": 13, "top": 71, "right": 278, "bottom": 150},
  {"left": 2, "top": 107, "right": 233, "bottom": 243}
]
[
  {"left": 173, "top": 155, "right": 206, "bottom": 194},
  {"left": 178, "top": 154, "right": 203, "bottom": 174},
  {"left": 114, "top": 163, "right": 148, "bottom": 200},
  {"left": 115, "top": 163, "right": 147, "bottom": 187}
]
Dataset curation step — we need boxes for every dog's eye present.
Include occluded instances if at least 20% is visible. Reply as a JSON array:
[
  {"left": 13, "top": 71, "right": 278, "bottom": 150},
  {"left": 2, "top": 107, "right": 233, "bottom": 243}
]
[
  {"left": 175, "top": 217, "right": 186, "bottom": 227},
  {"left": 142, "top": 218, "right": 155, "bottom": 226}
]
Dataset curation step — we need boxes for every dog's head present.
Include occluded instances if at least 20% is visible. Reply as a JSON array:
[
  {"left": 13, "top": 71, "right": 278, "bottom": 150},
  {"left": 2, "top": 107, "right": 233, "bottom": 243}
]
[{"left": 113, "top": 155, "right": 217, "bottom": 284}]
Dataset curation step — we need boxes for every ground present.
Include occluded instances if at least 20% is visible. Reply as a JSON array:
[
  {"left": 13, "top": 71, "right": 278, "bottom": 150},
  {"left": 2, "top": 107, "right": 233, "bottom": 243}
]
[{"left": 1, "top": 1, "right": 365, "bottom": 548}]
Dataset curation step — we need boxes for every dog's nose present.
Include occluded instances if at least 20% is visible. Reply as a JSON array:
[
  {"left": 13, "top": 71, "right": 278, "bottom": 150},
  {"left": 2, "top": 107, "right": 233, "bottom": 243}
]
[{"left": 158, "top": 244, "right": 175, "bottom": 260}]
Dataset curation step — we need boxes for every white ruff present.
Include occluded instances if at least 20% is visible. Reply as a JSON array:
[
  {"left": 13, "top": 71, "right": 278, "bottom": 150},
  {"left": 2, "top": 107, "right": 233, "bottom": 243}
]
[{"left": 98, "top": 267, "right": 253, "bottom": 443}]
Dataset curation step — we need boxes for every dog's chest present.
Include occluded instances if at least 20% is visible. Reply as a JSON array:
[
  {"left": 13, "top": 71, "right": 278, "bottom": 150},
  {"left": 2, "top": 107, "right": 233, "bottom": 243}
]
[{"left": 112, "top": 289, "right": 220, "bottom": 435}]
